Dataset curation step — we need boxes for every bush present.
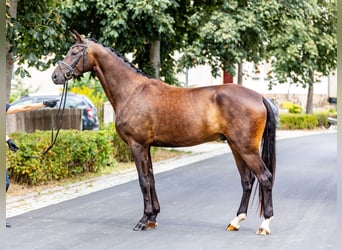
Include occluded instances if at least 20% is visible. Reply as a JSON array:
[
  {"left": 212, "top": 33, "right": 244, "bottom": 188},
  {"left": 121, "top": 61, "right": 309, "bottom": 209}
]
[
  {"left": 282, "top": 101, "right": 303, "bottom": 114},
  {"left": 6, "top": 126, "right": 134, "bottom": 185},
  {"left": 105, "top": 123, "right": 134, "bottom": 162},
  {"left": 279, "top": 112, "right": 334, "bottom": 130},
  {"left": 314, "top": 113, "right": 329, "bottom": 128}
]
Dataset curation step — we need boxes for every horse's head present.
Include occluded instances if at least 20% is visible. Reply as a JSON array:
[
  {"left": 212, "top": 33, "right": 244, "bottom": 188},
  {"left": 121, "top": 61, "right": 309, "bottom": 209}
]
[{"left": 52, "top": 30, "right": 92, "bottom": 85}]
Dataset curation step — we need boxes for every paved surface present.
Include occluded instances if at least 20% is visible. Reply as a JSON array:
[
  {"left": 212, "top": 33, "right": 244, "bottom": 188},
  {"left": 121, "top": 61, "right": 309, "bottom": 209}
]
[
  {"left": 5, "top": 131, "right": 337, "bottom": 249},
  {"left": 6, "top": 129, "right": 336, "bottom": 218}
]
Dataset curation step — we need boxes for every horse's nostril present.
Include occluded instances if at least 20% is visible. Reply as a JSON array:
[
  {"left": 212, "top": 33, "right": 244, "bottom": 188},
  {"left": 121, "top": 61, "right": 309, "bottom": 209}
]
[{"left": 51, "top": 73, "right": 58, "bottom": 83}]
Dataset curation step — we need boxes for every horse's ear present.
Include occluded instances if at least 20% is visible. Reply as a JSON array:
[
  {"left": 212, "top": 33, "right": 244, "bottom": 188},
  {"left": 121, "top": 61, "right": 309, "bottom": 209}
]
[{"left": 71, "top": 30, "right": 86, "bottom": 43}]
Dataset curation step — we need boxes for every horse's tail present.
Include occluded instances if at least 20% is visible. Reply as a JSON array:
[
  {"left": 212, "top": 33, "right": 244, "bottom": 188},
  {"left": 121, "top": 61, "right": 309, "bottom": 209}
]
[{"left": 259, "top": 98, "right": 277, "bottom": 216}]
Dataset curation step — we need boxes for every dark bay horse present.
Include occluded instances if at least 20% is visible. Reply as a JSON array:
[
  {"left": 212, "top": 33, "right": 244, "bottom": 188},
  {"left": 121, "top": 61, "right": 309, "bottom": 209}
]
[{"left": 52, "top": 31, "right": 276, "bottom": 235}]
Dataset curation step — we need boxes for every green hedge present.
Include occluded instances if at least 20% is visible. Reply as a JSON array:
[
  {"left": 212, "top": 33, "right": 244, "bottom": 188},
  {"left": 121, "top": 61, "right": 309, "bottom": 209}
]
[
  {"left": 279, "top": 112, "right": 332, "bottom": 130},
  {"left": 6, "top": 125, "right": 133, "bottom": 185}
]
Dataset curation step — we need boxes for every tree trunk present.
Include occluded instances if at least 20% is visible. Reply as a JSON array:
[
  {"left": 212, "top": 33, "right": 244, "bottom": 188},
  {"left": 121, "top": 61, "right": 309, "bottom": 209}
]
[
  {"left": 237, "top": 62, "right": 243, "bottom": 85},
  {"left": 305, "top": 74, "right": 314, "bottom": 114},
  {"left": 149, "top": 40, "right": 160, "bottom": 79},
  {"left": 6, "top": 0, "right": 18, "bottom": 101}
]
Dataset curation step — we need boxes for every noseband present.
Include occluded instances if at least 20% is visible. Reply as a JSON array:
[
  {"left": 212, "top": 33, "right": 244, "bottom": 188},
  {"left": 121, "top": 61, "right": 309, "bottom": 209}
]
[{"left": 58, "top": 39, "right": 89, "bottom": 81}]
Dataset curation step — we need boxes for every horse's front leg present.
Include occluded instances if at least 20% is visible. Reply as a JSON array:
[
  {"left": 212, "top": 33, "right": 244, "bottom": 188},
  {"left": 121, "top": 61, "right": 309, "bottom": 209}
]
[
  {"left": 145, "top": 148, "right": 160, "bottom": 225},
  {"left": 130, "top": 143, "right": 160, "bottom": 231}
]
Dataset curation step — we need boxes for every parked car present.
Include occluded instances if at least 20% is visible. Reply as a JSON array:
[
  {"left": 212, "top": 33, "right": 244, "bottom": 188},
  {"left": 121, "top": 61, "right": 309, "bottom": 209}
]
[
  {"left": 10, "top": 93, "right": 99, "bottom": 130},
  {"left": 326, "top": 116, "right": 337, "bottom": 128}
]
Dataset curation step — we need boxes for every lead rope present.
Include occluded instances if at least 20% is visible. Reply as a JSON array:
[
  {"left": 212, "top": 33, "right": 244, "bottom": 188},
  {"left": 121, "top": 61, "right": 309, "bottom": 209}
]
[
  {"left": 25, "top": 81, "right": 69, "bottom": 159},
  {"left": 41, "top": 80, "right": 69, "bottom": 156}
]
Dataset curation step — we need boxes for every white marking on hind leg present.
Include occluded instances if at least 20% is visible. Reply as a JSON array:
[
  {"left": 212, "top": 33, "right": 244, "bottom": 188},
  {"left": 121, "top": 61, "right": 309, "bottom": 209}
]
[{"left": 256, "top": 217, "right": 274, "bottom": 235}]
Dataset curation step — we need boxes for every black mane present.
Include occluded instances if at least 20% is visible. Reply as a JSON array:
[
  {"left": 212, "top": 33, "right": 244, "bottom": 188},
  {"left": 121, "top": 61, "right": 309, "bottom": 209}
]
[{"left": 89, "top": 38, "right": 152, "bottom": 78}]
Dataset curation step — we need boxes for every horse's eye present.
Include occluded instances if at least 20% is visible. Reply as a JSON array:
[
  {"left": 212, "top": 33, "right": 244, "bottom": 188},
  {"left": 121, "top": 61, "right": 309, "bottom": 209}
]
[{"left": 71, "top": 51, "right": 78, "bottom": 56}]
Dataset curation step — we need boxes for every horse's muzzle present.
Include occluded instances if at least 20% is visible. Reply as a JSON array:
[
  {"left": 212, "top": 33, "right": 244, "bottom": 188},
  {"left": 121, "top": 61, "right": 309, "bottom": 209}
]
[{"left": 51, "top": 70, "right": 65, "bottom": 85}]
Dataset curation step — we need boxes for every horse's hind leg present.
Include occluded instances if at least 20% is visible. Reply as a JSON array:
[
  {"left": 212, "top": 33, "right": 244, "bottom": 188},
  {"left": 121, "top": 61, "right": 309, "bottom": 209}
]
[
  {"left": 254, "top": 164, "right": 274, "bottom": 235},
  {"left": 227, "top": 146, "right": 256, "bottom": 231},
  {"left": 242, "top": 152, "right": 274, "bottom": 235}
]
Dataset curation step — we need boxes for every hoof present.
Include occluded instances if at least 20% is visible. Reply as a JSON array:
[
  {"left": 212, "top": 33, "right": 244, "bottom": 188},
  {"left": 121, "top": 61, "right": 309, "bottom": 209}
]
[
  {"left": 147, "top": 220, "right": 158, "bottom": 229},
  {"left": 133, "top": 222, "right": 146, "bottom": 231},
  {"left": 226, "top": 224, "right": 239, "bottom": 231},
  {"left": 133, "top": 221, "right": 158, "bottom": 231},
  {"left": 227, "top": 213, "right": 245, "bottom": 231},
  {"left": 256, "top": 217, "right": 273, "bottom": 235},
  {"left": 256, "top": 227, "right": 270, "bottom": 235}
]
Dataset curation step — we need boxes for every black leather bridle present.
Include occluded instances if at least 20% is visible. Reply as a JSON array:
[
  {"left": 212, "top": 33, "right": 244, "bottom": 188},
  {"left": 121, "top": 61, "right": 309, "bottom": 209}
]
[{"left": 58, "top": 39, "right": 89, "bottom": 81}]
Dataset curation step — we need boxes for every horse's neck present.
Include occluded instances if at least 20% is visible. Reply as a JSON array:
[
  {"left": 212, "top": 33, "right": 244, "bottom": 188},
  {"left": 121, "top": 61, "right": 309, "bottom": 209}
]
[{"left": 92, "top": 47, "right": 144, "bottom": 111}]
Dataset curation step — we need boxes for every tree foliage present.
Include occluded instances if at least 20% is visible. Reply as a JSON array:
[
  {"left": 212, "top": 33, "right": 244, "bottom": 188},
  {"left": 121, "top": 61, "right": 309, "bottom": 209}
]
[
  {"left": 178, "top": 1, "right": 280, "bottom": 76},
  {"left": 265, "top": 0, "right": 337, "bottom": 88},
  {"left": 178, "top": 0, "right": 336, "bottom": 86},
  {"left": 7, "top": 0, "right": 336, "bottom": 101},
  {"left": 61, "top": 0, "right": 180, "bottom": 83},
  {"left": 6, "top": 0, "right": 67, "bottom": 76},
  {"left": 58, "top": 0, "right": 225, "bottom": 83}
]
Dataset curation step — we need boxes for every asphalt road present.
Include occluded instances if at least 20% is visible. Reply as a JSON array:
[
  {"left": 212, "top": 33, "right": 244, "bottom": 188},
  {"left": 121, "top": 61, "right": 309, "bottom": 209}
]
[{"left": 6, "top": 133, "right": 336, "bottom": 250}]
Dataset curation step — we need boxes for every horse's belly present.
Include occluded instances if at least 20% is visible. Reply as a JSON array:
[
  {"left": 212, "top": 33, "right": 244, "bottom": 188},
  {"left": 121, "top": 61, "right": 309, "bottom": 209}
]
[{"left": 152, "top": 128, "right": 223, "bottom": 147}]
